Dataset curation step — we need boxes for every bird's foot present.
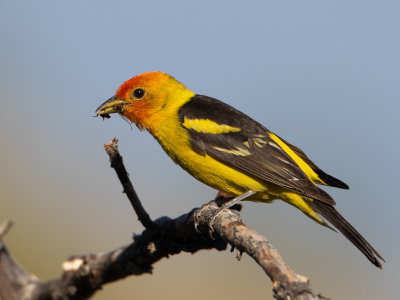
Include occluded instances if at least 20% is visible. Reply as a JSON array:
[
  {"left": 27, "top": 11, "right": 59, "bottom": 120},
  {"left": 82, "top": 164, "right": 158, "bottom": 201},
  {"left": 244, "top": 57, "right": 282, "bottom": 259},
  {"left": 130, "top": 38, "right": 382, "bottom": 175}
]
[
  {"left": 193, "top": 202, "right": 217, "bottom": 233},
  {"left": 194, "top": 190, "right": 256, "bottom": 236},
  {"left": 208, "top": 190, "right": 256, "bottom": 237},
  {"left": 207, "top": 206, "right": 228, "bottom": 238}
]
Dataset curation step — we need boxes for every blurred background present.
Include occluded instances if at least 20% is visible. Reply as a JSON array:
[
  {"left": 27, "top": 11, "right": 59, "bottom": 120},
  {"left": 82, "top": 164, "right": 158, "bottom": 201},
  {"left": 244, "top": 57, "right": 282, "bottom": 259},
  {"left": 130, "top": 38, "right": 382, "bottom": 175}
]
[{"left": 0, "top": 0, "right": 398, "bottom": 299}]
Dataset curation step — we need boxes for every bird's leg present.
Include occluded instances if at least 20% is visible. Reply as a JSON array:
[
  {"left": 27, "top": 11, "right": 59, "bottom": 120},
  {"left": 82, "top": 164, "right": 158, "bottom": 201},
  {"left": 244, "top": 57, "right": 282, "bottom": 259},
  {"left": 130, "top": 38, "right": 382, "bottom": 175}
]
[
  {"left": 208, "top": 190, "right": 256, "bottom": 235},
  {"left": 193, "top": 190, "right": 235, "bottom": 232},
  {"left": 217, "top": 190, "right": 256, "bottom": 210}
]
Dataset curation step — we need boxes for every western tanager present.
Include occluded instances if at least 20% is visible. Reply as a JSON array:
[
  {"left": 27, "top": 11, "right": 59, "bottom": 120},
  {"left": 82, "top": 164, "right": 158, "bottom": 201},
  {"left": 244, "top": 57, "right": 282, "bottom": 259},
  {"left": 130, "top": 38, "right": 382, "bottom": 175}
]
[{"left": 96, "top": 71, "right": 383, "bottom": 268}]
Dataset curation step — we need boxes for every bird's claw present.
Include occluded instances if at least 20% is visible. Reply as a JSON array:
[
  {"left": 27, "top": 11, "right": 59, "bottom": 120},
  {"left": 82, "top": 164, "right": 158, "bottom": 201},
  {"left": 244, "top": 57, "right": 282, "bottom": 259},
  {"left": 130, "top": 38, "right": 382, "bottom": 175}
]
[
  {"left": 194, "top": 191, "right": 255, "bottom": 238},
  {"left": 193, "top": 206, "right": 224, "bottom": 238},
  {"left": 207, "top": 206, "right": 226, "bottom": 238},
  {"left": 193, "top": 202, "right": 215, "bottom": 233}
]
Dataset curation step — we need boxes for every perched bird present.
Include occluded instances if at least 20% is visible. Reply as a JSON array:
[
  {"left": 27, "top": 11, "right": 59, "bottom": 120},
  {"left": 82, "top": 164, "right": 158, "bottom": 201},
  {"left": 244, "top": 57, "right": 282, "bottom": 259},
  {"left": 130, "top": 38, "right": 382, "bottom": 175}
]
[{"left": 96, "top": 71, "right": 384, "bottom": 268}]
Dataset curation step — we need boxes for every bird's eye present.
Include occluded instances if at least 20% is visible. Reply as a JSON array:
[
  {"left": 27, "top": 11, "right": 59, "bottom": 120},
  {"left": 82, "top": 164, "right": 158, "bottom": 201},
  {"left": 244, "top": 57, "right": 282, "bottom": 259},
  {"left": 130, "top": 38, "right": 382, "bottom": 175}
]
[{"left": 133, "top": 88, "right": 145, "bottom": 99}]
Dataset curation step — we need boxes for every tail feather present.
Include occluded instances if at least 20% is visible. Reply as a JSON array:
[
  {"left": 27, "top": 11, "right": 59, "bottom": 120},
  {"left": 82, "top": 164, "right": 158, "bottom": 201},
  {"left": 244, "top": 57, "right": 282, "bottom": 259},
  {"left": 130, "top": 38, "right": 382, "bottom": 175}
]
[{"left": 308, "top": 200, "right": 384, "bottom": 268}]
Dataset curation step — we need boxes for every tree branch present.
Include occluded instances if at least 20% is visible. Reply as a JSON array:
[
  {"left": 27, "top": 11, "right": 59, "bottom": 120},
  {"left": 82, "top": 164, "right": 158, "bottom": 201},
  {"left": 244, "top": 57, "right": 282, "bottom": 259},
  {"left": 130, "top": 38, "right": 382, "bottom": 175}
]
[
  {"left": 104, "top": 138, "right": 155, "bottom": 229},
  {"left": 0, "top": 138, "right": 329, "bottom": 300}
]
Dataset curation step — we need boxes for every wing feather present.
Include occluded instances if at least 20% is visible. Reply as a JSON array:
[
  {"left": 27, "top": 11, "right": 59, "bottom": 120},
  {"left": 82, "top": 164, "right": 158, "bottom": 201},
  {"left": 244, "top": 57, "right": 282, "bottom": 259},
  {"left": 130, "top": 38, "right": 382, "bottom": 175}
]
[
  {"left": 179, "top": 95, "right": 336, "bottom": 204},
  {"left": 279, "top": 137, "right": 349, "bottom": 189}
]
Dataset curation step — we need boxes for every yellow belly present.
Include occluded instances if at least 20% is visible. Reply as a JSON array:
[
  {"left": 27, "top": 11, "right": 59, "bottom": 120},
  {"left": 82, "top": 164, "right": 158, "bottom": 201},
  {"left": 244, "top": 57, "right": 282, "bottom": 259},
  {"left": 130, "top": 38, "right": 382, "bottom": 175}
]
[
  {"left": 155, "top": 120, "right": 278, "bottom": 201},
  {"left": 152, "top": 115, "right": 324, "bottom": 224}
]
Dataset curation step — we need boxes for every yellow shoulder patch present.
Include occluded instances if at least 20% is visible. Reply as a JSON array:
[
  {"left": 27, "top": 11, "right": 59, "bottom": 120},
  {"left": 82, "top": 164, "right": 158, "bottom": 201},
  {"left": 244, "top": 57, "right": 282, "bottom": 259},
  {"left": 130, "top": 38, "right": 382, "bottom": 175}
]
[{"left": 182, "top": 117, "right": 241, "bottom": 134}]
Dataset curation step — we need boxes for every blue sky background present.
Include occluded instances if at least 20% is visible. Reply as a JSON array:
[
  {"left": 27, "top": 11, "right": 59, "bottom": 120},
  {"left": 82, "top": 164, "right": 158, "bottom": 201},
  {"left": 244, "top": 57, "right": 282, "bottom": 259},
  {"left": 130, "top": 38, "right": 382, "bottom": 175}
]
[{"left": 0, "top": 1, "right": 398, "bottom": 299}]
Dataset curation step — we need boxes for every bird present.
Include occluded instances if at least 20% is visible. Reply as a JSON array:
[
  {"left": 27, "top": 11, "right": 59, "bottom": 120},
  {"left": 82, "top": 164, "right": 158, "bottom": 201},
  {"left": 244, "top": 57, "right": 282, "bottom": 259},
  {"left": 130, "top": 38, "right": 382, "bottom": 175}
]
[{"left": 96, "top": 71, "right": 384, "bottom": 268}]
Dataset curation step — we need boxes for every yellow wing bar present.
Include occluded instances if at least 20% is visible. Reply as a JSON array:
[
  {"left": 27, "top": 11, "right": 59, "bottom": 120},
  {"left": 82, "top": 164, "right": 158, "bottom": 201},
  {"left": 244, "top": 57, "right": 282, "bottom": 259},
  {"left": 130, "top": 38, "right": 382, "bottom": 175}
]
[{"left": 182, "top": 117, "right": 241, "bottom": 134}]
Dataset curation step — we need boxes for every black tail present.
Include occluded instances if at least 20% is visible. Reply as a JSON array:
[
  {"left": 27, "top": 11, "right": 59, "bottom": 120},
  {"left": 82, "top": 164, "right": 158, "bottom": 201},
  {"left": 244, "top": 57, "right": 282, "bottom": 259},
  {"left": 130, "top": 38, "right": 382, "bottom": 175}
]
[{"left": 308, "top": 200, "right": 384, "bottom": 268}]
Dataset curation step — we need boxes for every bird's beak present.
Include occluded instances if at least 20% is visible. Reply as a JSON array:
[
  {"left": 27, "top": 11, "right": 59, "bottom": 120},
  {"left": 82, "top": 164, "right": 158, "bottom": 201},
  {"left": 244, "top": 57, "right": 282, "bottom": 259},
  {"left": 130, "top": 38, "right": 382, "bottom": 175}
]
[{"left": 95, "top": 96, "right": 126, "bottom": 118}]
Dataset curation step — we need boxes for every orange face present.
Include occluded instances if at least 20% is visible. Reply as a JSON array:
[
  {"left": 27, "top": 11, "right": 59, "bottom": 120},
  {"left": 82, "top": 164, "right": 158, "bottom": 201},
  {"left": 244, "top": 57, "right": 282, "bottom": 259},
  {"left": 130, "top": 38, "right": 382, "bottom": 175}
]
[
  {"left": 117, "top": 72, "right": 171, "bottom": 125},
  {"left": 96, "top": 71, "right": 186, "bottom": 129}
]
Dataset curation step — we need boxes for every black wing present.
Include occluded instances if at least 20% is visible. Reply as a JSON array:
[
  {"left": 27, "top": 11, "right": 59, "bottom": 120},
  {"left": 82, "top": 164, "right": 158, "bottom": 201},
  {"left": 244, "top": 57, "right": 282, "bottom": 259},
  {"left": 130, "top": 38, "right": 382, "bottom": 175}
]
[{"left": 178, "top": 95, "right": 335, "bottom": 204}]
